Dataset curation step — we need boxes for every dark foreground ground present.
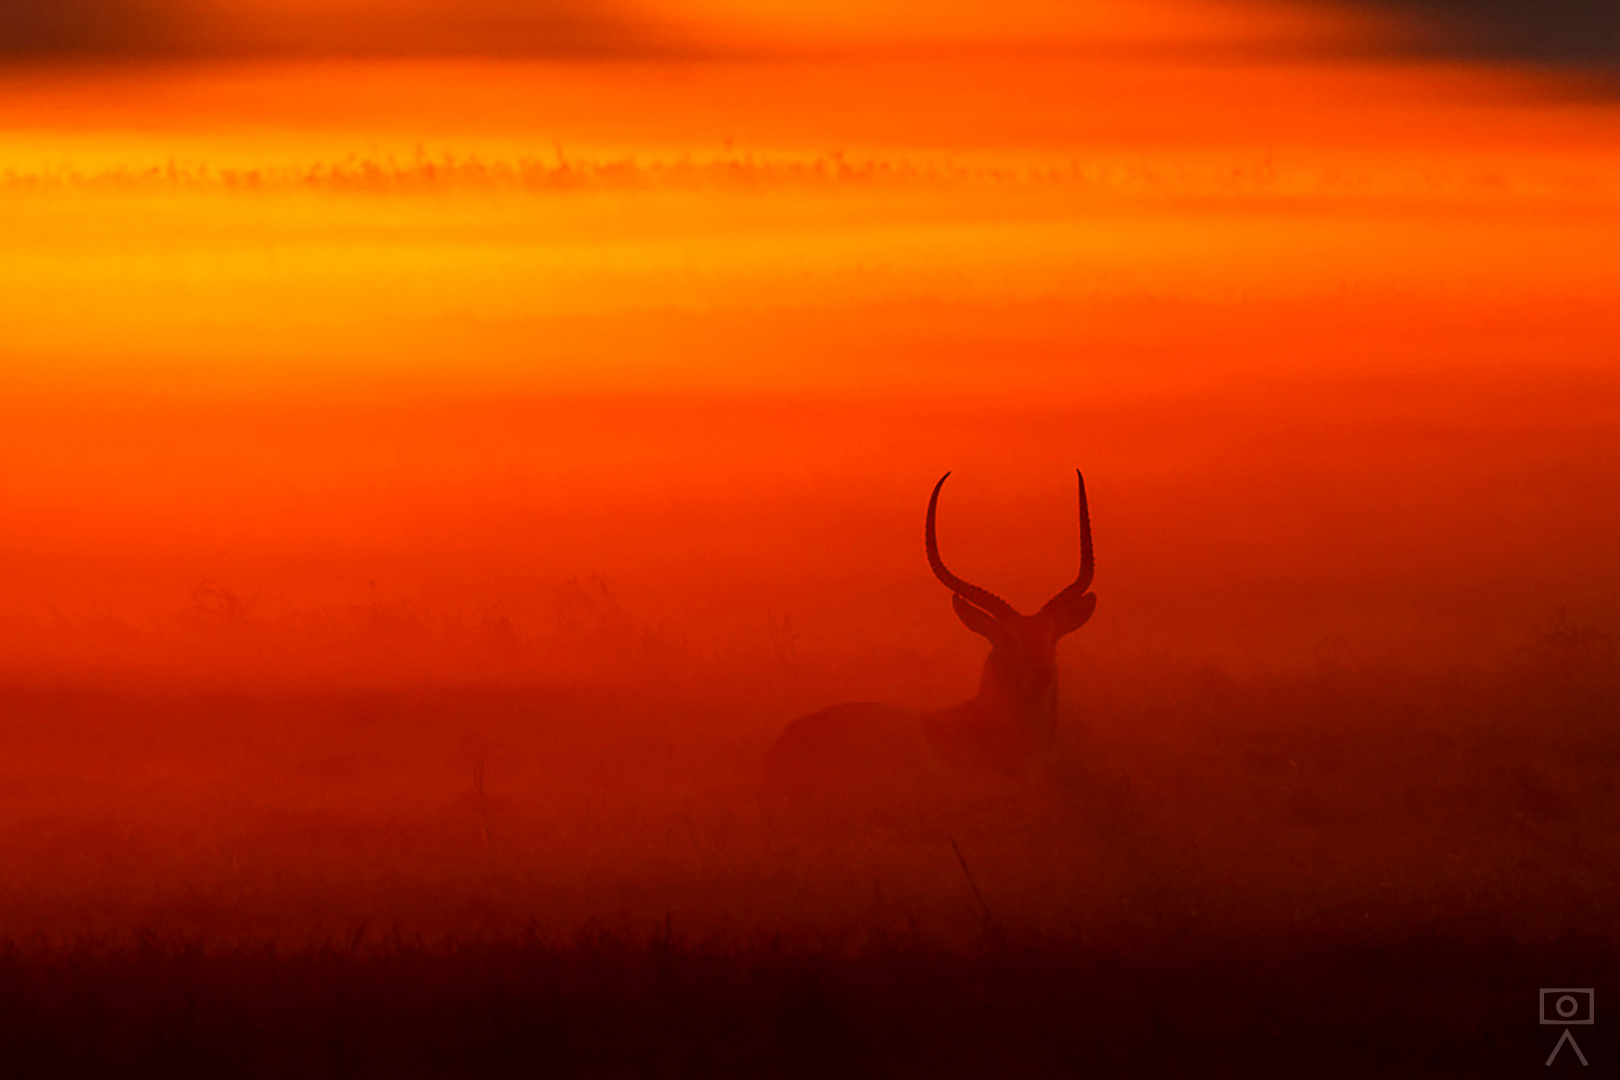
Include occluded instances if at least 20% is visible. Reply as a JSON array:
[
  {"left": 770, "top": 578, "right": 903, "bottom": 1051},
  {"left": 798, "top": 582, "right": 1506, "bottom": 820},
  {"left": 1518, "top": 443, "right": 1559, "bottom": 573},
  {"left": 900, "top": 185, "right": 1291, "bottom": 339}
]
[
  {"left": 0, "top": 619, "right": 1616, "bottom": 1077},
  {"left": 0, "top": 927, "right": 1612, "bottom": 1078}
]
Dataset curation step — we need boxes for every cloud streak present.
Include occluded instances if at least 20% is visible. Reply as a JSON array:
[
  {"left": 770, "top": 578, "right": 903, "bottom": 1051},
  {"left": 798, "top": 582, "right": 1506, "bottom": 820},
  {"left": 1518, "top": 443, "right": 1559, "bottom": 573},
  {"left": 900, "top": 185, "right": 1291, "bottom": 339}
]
[
  {"left": 3, "top": 0, "right": 1618, "bottom": 76},
  {"left": 0, "top": 0, "right": 674, "bottom": 60},
  {"left": 0, "top": 0, "right": 1379, "bottom": 62}
]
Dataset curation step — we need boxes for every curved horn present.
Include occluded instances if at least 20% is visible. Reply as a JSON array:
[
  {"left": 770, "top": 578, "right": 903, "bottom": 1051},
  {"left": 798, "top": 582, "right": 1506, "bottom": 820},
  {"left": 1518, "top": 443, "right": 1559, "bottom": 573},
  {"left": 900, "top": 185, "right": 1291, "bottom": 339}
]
[
  {"left": 926, "top": 472, "right": 1018, "bottom": 620},
  {"left": 1039, "top": 469, "right": 1095, "bottom": 615}
]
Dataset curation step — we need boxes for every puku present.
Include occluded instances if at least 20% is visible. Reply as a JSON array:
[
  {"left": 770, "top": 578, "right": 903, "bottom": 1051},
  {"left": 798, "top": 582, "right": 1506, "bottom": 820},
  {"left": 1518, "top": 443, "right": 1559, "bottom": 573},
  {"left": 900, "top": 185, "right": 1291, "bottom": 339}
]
[{"left": 766, "top": 471, "right": 1096, "bottom": 789}]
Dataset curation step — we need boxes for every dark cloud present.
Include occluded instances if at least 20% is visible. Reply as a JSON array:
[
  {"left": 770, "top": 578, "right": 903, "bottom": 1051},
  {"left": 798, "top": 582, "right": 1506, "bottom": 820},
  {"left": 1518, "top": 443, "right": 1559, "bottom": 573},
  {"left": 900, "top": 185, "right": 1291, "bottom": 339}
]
[
  {"left": 0, "top": 0, "right": 672, "bottom": 60},
  {"left": 1344, "top": 1, "right": 1620, "bottom": 69},
  {"left": 4, "top": 0, "right": 1618, "bottom": 70},
  {"left": 0, "top": 0, "right": 164, "bottom": 56}
]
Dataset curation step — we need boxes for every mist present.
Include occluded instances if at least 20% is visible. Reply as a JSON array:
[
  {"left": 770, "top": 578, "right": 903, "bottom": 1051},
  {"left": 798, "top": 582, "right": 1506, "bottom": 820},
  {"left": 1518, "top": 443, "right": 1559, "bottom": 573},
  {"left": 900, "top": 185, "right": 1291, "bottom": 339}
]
[{"left": 1, "top": 5, "right": 1618, "bottom": 1073}]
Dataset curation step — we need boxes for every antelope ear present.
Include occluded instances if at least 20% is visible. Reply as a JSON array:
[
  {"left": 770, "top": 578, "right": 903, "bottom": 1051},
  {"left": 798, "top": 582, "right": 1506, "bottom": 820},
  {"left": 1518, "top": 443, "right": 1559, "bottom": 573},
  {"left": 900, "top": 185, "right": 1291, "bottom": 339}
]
[
  {"left": 1046, "top": 591, "right": 1096, "bottom": 638},
  {"left": 952, "top": 594, "right": 1004, "bottom": 641}
]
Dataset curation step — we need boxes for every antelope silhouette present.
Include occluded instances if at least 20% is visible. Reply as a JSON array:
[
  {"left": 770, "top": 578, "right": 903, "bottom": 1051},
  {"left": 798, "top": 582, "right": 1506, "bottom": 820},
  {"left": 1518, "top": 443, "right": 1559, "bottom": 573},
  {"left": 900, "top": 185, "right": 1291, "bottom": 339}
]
[{"left": 765, "top": 471, "right": 1096, "bottom": 791}]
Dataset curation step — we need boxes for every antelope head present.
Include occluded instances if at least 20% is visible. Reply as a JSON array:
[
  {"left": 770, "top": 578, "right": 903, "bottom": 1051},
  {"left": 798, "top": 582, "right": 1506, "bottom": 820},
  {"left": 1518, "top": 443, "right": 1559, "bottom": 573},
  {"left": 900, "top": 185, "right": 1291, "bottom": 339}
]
[{"left": 925, "top": 471, "right": 1096, "bottom": 747}]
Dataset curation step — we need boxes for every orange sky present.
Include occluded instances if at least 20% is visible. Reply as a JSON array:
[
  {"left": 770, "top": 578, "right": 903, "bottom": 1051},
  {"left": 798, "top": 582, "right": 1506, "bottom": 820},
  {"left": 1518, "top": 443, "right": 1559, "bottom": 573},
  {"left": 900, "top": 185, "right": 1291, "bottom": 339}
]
[{"left": 1, "top": 0, "right": 1617, "bottom": 687}]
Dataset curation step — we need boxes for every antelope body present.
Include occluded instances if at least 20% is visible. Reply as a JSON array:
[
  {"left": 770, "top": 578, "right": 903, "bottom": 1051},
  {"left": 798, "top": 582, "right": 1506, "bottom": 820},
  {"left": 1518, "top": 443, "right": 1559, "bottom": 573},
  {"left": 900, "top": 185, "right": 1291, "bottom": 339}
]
[{"left": 766, "top": 471, "right": 1096, "bottom": 791}]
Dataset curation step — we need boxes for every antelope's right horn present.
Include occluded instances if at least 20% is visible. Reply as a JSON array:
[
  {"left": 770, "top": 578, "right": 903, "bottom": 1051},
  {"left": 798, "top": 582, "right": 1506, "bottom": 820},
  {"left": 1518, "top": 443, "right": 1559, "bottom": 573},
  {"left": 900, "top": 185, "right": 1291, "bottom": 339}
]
[{"left": 1038, "top": 469, "right": 1095, "bottom": 615}]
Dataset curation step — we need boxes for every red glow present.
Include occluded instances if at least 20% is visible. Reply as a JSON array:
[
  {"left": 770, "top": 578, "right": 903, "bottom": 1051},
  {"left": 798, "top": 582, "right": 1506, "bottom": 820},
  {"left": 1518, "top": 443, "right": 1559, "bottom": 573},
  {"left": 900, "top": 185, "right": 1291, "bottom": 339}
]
[{"left": 0, "top": 1, "right": 1617, "bottom": 958}]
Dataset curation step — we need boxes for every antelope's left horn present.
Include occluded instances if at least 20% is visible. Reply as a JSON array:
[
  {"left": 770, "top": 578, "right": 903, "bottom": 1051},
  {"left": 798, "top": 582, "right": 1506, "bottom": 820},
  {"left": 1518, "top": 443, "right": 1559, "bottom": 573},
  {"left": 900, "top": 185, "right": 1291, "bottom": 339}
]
[{"left": 926, "top": 472, "right": 1018, "bottom": 620}]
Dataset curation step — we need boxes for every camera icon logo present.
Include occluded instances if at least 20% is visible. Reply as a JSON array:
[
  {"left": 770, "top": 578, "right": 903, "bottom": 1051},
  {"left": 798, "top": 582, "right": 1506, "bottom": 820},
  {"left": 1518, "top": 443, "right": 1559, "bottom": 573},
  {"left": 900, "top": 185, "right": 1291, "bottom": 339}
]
[{"left": 1541, "top": 988, "right": 1595, "bottom": 1026}]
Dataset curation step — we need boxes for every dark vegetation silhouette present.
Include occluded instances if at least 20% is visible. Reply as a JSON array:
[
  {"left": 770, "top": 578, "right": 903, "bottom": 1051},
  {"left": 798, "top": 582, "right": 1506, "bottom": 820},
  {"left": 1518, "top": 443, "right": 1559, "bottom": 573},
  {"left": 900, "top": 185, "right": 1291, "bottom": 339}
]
[
  {"left": 766, "top": 472, "right": 1097, "bottom": 794},
  {"left": 0, "top": 928, "right": 1614, "bottom": 1078}
]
